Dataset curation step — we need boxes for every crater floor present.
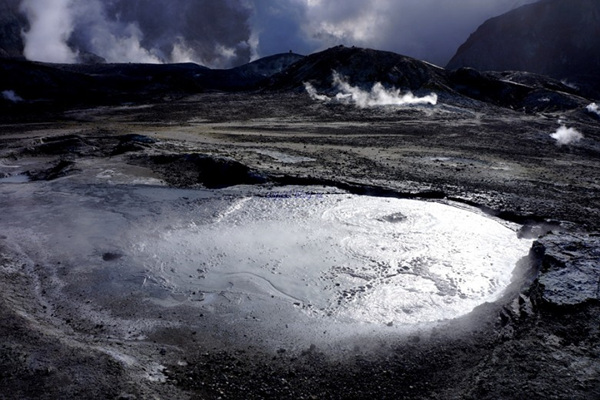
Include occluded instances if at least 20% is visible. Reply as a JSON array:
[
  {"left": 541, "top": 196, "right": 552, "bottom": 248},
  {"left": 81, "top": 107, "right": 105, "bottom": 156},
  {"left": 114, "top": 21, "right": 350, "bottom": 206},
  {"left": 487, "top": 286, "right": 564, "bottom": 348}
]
[{"left": 0, "top": 93, "right": 598, "bottom": 399}]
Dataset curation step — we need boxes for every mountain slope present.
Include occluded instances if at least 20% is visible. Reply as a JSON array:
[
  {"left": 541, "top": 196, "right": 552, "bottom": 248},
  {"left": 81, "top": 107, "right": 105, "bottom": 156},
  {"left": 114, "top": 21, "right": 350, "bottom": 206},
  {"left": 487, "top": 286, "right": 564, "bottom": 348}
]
[
  {"left": 447, "top": 0, "right": 600, "bottom": 91},
  {"left": 267, "top": 45, "right": 448, "bottom": 93},
  {"left": 265, "top": 45, "right": 589, "bottom": 111},
  {"left": 0, "top": 0, "right": 25, "bottom": 58},
  {"left": 231, "top": 52, "right": 304, "bottom": 79},
  {"left": 0, "top": 46, "right": 592, "bottom": 114}
]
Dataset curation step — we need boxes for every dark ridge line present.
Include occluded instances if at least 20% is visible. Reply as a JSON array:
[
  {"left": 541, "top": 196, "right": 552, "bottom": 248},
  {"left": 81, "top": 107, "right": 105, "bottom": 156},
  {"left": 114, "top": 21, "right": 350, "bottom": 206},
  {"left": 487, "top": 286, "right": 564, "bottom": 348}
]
[{"left": 270, "top": 173, "right": 553, "bottom": 226}]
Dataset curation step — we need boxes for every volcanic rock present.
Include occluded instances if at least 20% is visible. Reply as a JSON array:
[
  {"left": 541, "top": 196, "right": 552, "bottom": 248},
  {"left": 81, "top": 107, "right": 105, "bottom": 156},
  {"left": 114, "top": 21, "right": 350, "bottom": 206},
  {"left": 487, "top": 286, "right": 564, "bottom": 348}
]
[{"left": 532, "top": 233, "right": 600, "bottom": 308}]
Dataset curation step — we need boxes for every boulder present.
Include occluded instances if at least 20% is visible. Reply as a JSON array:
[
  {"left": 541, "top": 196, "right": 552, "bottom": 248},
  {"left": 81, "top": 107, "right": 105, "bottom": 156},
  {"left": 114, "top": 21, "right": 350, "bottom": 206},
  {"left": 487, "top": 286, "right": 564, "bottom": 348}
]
[{"left": 531, "top": 233, "right": 600, "bottom": 308}]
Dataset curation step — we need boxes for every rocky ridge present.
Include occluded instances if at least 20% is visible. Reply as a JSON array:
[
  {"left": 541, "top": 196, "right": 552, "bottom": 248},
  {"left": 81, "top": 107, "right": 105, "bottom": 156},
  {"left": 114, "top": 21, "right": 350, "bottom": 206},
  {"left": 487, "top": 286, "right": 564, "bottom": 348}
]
[{"left": 1, "top": 46, "right": 596, "bottom": 121}]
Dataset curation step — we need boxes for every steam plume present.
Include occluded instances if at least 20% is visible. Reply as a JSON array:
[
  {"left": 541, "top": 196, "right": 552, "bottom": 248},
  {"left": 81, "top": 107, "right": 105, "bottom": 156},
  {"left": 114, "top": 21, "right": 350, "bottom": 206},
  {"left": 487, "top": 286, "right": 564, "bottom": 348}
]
[
  {"left": 2, "top": 90, "right": 23, "bottom": 102},
  {"left": 305, "top": 72, "right": 438, "bottom": 108},
  {"left": 20, "top": 0, "right": 78, "bottom": 63},
  {"left": 587, "top": 103, "right": 600, "bottom": 117},
  {"left": 304, "top": 82, "right": 331, "bottom": 102},
  {"left": 550, "top": 125, "right": 584, "bottom": 146},
  {"left": 17, "top": 0, "right": 252, "bottom": 67}
]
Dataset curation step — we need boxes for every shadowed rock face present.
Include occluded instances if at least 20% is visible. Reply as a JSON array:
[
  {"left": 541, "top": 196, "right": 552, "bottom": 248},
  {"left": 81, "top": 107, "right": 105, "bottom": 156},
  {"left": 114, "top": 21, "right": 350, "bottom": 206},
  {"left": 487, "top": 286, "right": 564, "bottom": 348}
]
[
  {"left": 134, "top": 153, "right": 269, "bottom": 188},
  {"left": 447, "top": 0, "right": 600, "bottom": 92},
  {"left": 0, "top": 0, "right": 25, "bottom": 58},
  {"left": 532, "top": 233, "right": 600, "bottom": 308}
]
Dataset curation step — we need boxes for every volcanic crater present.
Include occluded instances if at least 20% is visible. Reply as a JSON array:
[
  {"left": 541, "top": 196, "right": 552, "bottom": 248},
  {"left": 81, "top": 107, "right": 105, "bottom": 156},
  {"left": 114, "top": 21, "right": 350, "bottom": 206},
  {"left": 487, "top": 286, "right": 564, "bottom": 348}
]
[{"left": 0, "top": 46, "right": 599, "bottom": 399}]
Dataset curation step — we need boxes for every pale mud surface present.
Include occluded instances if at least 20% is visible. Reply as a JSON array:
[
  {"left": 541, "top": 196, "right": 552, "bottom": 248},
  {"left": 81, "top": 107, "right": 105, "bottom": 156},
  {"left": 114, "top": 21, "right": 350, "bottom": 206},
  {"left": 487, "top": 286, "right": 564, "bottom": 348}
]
[{"left": 0, "top": 92, "right": 599, "bottom": 399}]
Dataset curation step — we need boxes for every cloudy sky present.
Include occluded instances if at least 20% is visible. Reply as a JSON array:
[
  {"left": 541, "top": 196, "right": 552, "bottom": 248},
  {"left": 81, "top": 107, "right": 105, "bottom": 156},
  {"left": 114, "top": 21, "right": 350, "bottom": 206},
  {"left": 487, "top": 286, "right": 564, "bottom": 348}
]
[{"left": 18, "top": 0, "right": 537, "bottom": 67}]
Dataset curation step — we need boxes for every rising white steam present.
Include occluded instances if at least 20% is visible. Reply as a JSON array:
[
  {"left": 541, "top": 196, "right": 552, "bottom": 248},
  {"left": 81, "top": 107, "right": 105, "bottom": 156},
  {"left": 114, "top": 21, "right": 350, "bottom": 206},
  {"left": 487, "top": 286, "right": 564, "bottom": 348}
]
[
  {"left": 587, "top": 103, "right": 600, "bottom": 117},
  {"left": 16, "top": 0, "right": 253, "bottom": 67},
  {"left": 81, "top": 18, "right": 161, "bottom": 64},
  {"left": 19, "top": 0, "right": 159, "bottom": 64},
  {"left": 304, "top": 81, "right": 331, "bottom": 102},
  {"left": 2, "top": 90, "right": 23, "bottom": 103},
  {"left": 305, "top": 72, "right": 438, "bottom": 108},
  {"left": 550, "top": 125, "right": 584, "bottom": 146},
  {"left": 20, "top": 0, "right": 79, "bottom": 63}
]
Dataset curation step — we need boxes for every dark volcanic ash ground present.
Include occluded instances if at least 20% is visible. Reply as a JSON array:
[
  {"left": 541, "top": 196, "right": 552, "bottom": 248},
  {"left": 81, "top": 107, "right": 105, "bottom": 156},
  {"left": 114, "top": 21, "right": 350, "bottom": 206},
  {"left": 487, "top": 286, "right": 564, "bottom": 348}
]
[{"left": 0, "top": 85, "right": 599, "bottom": 399}]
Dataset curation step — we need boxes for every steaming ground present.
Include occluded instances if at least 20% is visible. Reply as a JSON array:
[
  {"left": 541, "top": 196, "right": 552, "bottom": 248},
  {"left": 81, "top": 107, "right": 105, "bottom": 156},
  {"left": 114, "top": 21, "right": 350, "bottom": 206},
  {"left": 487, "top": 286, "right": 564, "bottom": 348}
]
[
  {"left": 0, "top": 93, "right": 599, "bottom": 399},
  {"left": 551, "top": 124, "right": 584, "bottom": 146},
  {"left": 305, "top": 72, "right": 438, "bottom": 107}
]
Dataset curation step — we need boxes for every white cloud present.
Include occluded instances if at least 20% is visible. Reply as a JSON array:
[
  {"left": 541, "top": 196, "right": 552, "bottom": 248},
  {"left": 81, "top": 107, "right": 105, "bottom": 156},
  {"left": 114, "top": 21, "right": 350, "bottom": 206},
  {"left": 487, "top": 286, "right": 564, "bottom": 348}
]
[{"left": 253, "top": 0, "right": 538, "bottom": 64}]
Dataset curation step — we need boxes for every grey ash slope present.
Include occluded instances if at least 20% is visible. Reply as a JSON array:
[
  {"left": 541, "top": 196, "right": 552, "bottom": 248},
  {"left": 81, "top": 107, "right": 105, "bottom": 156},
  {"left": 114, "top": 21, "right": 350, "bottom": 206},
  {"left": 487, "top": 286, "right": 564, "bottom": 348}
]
[{"left": 447, "top": 0, "right": 600, "bottom": 97}]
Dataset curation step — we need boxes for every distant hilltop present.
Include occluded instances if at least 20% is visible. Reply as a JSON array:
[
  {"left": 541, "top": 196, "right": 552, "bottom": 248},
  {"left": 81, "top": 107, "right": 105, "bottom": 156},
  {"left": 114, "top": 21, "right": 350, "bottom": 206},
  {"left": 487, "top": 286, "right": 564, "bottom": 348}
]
[{"left": 447, "top": 0, "right": 600, "bottom": 92}]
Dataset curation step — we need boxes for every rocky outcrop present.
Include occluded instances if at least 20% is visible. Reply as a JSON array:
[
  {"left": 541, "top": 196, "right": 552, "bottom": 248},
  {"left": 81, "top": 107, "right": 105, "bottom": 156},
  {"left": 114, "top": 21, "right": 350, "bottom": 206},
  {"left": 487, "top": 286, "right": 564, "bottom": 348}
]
[
  {"left": 531, "top": 233, "right": 600, "bottom": 308},
  {"left": 447, "top": 0, "right": 600, "bottom": 96}
]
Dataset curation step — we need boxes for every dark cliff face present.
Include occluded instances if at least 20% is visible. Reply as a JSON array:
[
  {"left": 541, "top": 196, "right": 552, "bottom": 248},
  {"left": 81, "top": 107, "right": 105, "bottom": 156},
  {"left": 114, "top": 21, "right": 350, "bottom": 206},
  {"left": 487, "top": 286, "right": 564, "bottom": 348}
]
[
  {"left": 0, "top": 0, "right": 26, "bottom": 58},
  {"left": 447, "top": 0, "right": 600, "bottom": 83}
]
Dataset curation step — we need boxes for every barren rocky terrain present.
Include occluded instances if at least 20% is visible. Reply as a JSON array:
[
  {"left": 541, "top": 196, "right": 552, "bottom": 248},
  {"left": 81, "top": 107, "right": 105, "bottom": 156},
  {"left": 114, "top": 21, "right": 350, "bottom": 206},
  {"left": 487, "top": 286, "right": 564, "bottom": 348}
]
[{"left": 0, "top": 86, "right": 598, "bottom": 399}]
